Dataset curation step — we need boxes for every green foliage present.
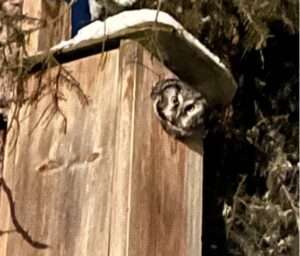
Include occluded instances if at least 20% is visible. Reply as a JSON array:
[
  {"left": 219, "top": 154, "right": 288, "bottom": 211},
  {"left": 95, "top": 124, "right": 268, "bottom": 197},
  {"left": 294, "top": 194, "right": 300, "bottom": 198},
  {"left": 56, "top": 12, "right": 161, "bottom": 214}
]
[
  {"left": 145, "top": 1, "right": 299, "bottom": 255},
  {"left": 0, "top": 1, "right": 298, "bottom": 255},
  {"left": 142, "top": 0, "right": 298, "bottom": 63},
  {"left": 233, "top": 0, "right": 298, "bottom": 49}
]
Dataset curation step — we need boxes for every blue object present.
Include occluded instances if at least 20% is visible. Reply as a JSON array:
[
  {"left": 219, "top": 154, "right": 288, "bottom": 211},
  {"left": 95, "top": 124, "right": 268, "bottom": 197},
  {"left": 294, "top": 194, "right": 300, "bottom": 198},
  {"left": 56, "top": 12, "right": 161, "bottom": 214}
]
[{"left": 67, "top": 0, "right": 91, "bottom": 37}]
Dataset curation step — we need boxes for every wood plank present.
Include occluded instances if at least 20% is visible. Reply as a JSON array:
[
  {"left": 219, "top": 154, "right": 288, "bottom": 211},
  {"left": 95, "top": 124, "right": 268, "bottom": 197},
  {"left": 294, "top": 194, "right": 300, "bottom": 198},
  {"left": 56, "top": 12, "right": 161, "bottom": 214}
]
[
  {"left": 22, "top": 0, "right": 42, "bottom": 54},
  {"left": 0, "top": 50, "right": 119, "bottom": 256},
  {"left": 123, "top": 41, "right": 203, "bottom": 256},
  {"left": 0, "top": 41, "right": 203, "bottom": 256},
  {"left": 38, "top": 0, "right": 71, "bottom": 50},
  {"left": 109, "top": 40, "right": 138, "bottom": 256},
  {"left": 185, "top": 150, "right": 203, "bottom": 256},
  {"left": 23, "top": 0, "right": 70, "bottom": 54}
]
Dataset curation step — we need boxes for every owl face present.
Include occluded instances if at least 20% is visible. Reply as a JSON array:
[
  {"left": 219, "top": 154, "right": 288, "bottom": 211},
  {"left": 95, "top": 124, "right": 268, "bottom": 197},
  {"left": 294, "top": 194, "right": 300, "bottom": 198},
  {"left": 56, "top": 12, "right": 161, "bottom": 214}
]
[{"left": 151, "top": 79, "right": 207, "bottom": 137}]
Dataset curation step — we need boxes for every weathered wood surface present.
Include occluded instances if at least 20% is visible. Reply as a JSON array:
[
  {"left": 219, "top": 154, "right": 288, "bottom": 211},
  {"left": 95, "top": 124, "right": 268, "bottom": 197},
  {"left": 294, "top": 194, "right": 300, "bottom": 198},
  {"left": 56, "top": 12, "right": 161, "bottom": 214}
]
[
  {"left": 23, "top": 0, "right": 70, "bottom": 54},
  {"left": 0, "top": 41, "right": 203, "bottom": 256}
]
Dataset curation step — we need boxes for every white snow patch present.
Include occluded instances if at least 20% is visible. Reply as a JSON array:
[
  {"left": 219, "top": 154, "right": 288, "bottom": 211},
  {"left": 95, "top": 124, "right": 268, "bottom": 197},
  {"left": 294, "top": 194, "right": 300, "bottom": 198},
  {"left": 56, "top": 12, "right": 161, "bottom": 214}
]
[
  {"left": 116, "top": 0, "right": 137, "bottom": 6},
  {"left": 51, "top": 9, "right": 225, "bottom": 69}
]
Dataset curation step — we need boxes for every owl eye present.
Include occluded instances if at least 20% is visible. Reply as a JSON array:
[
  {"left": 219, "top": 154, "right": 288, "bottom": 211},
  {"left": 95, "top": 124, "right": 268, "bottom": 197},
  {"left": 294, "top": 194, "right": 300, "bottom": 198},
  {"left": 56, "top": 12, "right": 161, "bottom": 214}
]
[
  {"left": 184, "top": 104, "right": 194, "bottom": 113},
  {"left": 171, "top": 96, "right": 179, "bottom": 105}
]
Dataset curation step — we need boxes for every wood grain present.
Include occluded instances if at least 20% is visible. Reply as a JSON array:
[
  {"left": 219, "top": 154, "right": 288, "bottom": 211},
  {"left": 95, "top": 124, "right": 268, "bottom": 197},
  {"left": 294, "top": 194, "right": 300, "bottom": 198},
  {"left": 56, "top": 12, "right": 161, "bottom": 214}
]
[
  {"left": 0, "top": 50, "right": 120, "bottom": 256},
  {"left": 23, "top": 0, "right": 70, "bottom": 54},
  {"left": 0, "top": 41, "right": 203, "bottom": 256},
  {"left": 109, "top": 40, "right": 138, "bottom": 256}
]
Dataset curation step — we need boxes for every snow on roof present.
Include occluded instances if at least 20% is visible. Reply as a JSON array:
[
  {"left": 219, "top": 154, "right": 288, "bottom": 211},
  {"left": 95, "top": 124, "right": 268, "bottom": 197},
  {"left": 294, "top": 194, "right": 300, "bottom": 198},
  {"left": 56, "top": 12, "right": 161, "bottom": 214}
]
[
  {"left": 48, "top": 9, "right": 237, "bottom": 106},
  {"left": 52, "top": 9, "right": 224, "bottom": 69}
]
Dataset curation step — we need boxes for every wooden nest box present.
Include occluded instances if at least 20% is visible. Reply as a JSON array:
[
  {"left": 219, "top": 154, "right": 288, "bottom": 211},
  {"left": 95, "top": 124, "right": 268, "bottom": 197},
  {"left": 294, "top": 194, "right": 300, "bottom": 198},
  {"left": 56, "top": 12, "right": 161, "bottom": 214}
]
[{"left": 0, "top": 3, "right": 236, "bottom": 256}]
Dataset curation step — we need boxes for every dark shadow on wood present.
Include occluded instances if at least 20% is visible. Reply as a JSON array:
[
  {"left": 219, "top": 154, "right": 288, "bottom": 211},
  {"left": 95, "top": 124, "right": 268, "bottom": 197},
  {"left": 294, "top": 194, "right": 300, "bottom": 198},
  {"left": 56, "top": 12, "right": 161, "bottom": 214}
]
[
  {"left": 0, "top": 177, "right": 49, "bottom": 250},
  {"left": 178, "top": 131, "right": 205, "bottom": 155},
  {"left": 25, "top": 38, "right": 120, "bottom": 74}
]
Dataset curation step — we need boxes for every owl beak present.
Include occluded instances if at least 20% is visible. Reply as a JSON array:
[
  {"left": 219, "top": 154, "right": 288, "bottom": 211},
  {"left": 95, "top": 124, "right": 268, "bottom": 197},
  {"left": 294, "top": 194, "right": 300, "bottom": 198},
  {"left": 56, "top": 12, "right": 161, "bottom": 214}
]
[{"left": 175, "top": 108, "right": 182, "bottom": 119}]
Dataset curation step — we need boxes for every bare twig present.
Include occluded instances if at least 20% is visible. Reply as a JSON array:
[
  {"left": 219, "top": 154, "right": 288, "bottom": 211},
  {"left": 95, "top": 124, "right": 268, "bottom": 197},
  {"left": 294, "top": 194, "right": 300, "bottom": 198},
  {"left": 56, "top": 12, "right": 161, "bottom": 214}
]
[
  {"left": 281, "top": 184, "right": 300, "bottom": 230},
  {"left": 0, "top": 177, "right": 49, "bottom": 249},
  {"left": 226, "top": 175, "right": 247, "bottom": 237}
]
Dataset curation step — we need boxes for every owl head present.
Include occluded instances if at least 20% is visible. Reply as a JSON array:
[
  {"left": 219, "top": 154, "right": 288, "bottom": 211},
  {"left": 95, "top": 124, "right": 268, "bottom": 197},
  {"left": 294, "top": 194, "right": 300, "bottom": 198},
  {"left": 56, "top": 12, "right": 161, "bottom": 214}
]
[{"left": 151, "top": 79, "right": 207, "bottom": 138}]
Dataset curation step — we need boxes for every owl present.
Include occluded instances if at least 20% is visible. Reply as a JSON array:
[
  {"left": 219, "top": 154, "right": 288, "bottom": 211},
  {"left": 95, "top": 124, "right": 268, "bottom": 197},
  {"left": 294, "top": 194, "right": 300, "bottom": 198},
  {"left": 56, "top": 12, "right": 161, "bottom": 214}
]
[
  {"left": 151, "top": 79, "right": 207, "bottom": 138},
  {"left": 88, "top": 0, "right": 137, "bottom": 20}
]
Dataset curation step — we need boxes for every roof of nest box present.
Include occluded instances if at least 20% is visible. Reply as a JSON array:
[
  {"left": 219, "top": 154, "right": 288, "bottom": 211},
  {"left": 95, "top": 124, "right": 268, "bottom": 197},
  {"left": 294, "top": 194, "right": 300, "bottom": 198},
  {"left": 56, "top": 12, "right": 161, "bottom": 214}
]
[{"left": 25, "top": 9, "right": 237, "bottom": 106}]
